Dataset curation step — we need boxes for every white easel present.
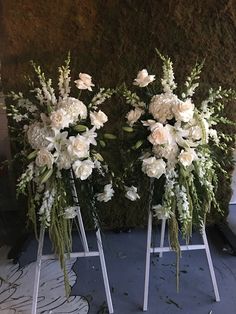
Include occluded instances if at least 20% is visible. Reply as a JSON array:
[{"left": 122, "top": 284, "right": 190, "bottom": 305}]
[
  {"left": 143, "top": 209, "right": 220, "bottom": 311},
  {"left": 31, "top": 170, "right": 114, "bottom": 314}
]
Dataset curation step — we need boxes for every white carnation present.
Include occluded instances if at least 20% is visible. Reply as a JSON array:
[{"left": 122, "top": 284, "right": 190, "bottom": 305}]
[
  {"left": 96, "top": 183, "right": 114, "bottom": 202},
  {"left": 133, "top": 69, "right": 155, "bottom": 87},
  {"left": 126, "top": 107, "right": 144, "bottom": 126},
  {"left": 72, "top": 159, "right": 94, "bottom": 180},
  {"left": 90, "top": 110, "right": 108, "bottom": 129},
  {"left": 58, "top": 97, "right": 87, "bottom": 123},
  {"left": 142, "top": 157, "right": 166, "bottom": 179},
  {"left": 125, "top": 186, "right": 140, "bottom": 201},
  {"left": 149, "top": 93, "right": 178, "bottom": 123}
]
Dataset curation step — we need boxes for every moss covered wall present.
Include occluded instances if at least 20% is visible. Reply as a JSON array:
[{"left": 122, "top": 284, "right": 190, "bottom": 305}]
[{"left": 1, "top": 0, "right": 236, "bottom": 229}]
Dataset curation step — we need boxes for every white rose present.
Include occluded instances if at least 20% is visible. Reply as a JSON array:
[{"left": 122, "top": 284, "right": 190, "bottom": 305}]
[
  {"left": 148, "top": 123, "right": 169, "bottom": 145},
  {"left": 133, "top": 69, "right": 155, "bottom": 87},
  {"left": 96, "top": 183, "right": 114, "bottom": 202},
  {"left": 67, "top": 135, "right": 89, "bottom": 159},
  {"left": 74, "top": 73, "right": 95, "bottom": 91},
  {"left": 58, "top": 97, "right": 87, "bottom": 122},
  {"left": 172, "top": 99, "right": 195, "bottom": 122},
  {"left": 178, "top": 148, "right": 197, "bottom": 167},
  {"left": 149, "top": 93, "right": 178, "bottom": 123},
  {"left": 90, "top": 110, "right": 108, "bottom": 129},
  {"left": 50, "top": 108, "right": 72, "bottom": 130},
  {"left": 126, "top": 108, "right": 144, "bottom": 126},
  {"left": 72, "top": 159, "right": 94, "bottom": 180},
  {"left": 142, "top": 157, "right": 166, "bottom": 179},
  {"left": 35, "top": 148, "right": 54, "bottom": 169},
  {"left": 125, "top": 186, "right": 140, "bottom": 201}
]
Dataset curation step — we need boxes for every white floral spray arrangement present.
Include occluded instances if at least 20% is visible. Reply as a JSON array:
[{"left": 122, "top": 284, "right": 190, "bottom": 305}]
[
  {"left": 120, "top": 50, "right": 235, "bottom": 251},
  {"left": 6, "top": 54, "right": 115, "bottom": 294}
]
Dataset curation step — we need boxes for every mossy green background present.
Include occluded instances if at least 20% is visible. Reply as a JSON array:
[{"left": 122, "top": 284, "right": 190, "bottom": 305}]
[{"left": 1, "top": 0, "right": 235, "bottom": 232}]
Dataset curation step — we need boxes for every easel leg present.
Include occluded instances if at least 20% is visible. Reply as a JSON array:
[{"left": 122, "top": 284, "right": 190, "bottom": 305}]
[
  {"left": 76, "top": 209, "right": 89, "bottom": 252},
  {"left": 159, "top": 219, "right": 166, "bottom": 258},
  {"left": 202, "top": 229, "right": 220, "bottom": 302},
  {"left": 143, "top": 210, "right": 152, "bottom": 311},
  {"left": 96, "top": 229, "right": 114, "bottom": 314},
  {"left": 32, "top": 225, "right": 45, "bottom": 314}
]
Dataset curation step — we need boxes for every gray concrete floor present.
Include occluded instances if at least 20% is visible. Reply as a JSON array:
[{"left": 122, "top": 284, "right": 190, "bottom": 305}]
[
  {"left": 71, "top": 226, "right": 236, "bottom": 314},
  {"left": 17, "top": 225, "right": 236, "bottom": 314}
]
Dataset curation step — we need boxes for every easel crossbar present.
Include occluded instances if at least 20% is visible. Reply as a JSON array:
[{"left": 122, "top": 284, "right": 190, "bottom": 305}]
[
  {"left": 150, "top": 244, "right": 206, "bottom": 253},
  {"left": 41, "top": 251, "right": 100, "bottom": 260}
]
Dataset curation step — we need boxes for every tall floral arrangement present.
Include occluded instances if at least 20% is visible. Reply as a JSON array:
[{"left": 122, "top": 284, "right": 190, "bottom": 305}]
[
  {"left": 6, "top": 55, "right": 115, "bottom": 294},
  {"left": 120, "top": 50, "right": 235, "bottom": 251}
]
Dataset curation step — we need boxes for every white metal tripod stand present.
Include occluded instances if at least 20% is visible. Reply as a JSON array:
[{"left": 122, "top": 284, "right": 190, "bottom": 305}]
[
  {"left": 31, "top": 171, "right": 114, "bottom": 314},
  {"left": 143, "top": 209, "right": 220, "bottom": 311}
]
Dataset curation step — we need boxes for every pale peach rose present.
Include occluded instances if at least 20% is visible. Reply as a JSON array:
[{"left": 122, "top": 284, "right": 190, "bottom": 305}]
[
  {"left": 126, "top": 108, "right": 144, "bottom": 126},
  {"left": 90, "top": 110, "right": 108, "bottom": 129},
  {"left": 74, "top": 73, "right": 95, "bottom": 91},
  {"left": 148, "top": 123, "right": 169, "bottom": 145},
  {"left": 172, "top": 99, "right": 195, "bottom": 122}
]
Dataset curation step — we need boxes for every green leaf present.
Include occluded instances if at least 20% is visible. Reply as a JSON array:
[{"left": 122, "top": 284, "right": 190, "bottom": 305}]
[
  {"left": 73, "top": 124, "right": 87, "bottom": 132},
  {"left": 122, "top": 126, "right": 134, "bottom": 132},
  {"left": 27, "top": 150, "right": 37, "bottom": 160},
  {"left": 40, "top": 168, "right": 53, "bottom": 184},
  {"left": 104, "top": 133, "right": 117, "bottom": 140},
  {"left": 99, "top": 140, "right": 106, "bottom": 147},
  {"left": 134, "top": 140, "right": 144, "bottom": 149}
]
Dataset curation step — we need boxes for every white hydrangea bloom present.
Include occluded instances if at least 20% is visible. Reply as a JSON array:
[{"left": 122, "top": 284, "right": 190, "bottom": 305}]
[
  {"left": 58, "top": 97, "right": 87, "bottom": 123},
  {"left": 27, "top": 122, "right": 53, "bottom": 150}
]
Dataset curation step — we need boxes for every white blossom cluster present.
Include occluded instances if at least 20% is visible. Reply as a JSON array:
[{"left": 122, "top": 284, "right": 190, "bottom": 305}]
[
  {"left": 12, "top": 59, "right": 115, "bottom": 226},
  {"left": 123, "top": 52, "right": 226, "bottom": 232}
]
